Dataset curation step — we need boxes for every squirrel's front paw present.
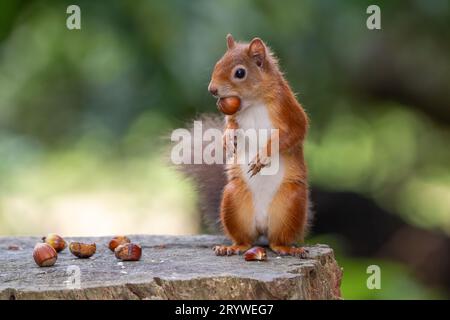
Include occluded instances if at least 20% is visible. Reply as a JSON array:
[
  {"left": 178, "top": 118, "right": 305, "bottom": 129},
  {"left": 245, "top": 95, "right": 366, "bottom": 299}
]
[{"left": 248, "top": 155, "right": 270, "bottom": 177}]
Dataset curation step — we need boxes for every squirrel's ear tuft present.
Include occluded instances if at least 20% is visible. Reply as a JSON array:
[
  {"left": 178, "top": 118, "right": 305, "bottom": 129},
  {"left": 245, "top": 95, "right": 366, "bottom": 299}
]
[
  {"left": 226, "top": 34, "right": 235, "bottom": 49},
  {"left": 248, "top": 38, "right": 266, "bottom": 67}
]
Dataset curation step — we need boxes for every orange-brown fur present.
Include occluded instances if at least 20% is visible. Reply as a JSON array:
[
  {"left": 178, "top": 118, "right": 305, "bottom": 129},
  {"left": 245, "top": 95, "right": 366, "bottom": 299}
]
[{"left": 210, "top": 35, "right": 309, "bottom": 257}]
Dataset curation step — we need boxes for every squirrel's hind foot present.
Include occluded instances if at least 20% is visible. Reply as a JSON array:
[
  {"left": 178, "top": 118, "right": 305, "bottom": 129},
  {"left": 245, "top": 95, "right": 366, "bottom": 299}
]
[
  {"left": 270, "top": 245, "right": 309, "bottom": 258},
  {"left": 213, "top": 244, "right": 251, "bottom": 256}
]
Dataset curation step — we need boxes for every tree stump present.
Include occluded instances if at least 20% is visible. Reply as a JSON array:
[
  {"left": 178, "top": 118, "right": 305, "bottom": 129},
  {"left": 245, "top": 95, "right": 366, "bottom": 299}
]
[{"left": 0, "top": 235, "right": 342, "bottom": 299}]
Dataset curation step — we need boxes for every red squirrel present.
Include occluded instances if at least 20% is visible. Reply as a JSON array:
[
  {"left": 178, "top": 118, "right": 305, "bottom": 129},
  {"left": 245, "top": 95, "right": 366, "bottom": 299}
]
[{"left": 182, "top": 34, "right": 310, "bottom": 257}]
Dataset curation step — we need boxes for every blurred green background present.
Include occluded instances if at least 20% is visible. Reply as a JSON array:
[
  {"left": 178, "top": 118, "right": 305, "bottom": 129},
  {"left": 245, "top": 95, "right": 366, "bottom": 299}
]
[{"left": 0, "top": 0, "right": 449, "bottom": 299}]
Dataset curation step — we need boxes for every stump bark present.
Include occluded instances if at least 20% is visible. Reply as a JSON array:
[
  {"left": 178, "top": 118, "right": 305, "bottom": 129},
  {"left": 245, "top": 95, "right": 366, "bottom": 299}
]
[{"left": 0, "top": 235, "right": 342, "bottom": 300}]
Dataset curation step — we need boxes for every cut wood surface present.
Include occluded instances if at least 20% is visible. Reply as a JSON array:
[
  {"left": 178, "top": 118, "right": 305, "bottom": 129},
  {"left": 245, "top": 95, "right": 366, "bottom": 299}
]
[{"left": 0, "top": 235, "right": 342, "bottom": 300}]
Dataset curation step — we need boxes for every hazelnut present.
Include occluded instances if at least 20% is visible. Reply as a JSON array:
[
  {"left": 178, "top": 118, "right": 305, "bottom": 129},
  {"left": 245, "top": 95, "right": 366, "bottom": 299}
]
[
  {"left": 217, "top": 96, "right": 241, "bottom": 115},
  {"left": 42, "top": 233, "right": 67, "bottom": 252},
  {"left": 114, "top": 243, "right": 142, "bottom": 261},
  {"left": 33, "top": 243, "right": 58, "bottom": 267},
  {"left": 244, "top": 246, "right": 267, "bottom": 261},
  {"left": 69, "top": 242, "right": 96, "bottom": 258},
  {"left": 108, "top": 236, "right": 131, "bottom": 252}
]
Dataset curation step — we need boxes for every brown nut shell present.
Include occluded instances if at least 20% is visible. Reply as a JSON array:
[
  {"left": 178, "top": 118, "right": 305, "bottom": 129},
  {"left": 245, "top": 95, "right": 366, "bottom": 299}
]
[
  {"left": 244, "top": 246, "right": 267, "bottom": 261},
  {"left": 42, "top": 233, "right": 67, "bottom": 252},
  {"left": 114, "top": 243, "right": 142, "bottom": 261},
  {"left": 108, "top": 236, "right": 131, "bottom": 252},
  {"left": 217, "top": 96, "right": 241, "bottom": 115},
  {"left": 69, "top": 242, "right": 96, "bottom": 258},
  {"left": 33, "top": 243, "right": 58, "bottom": 267}
]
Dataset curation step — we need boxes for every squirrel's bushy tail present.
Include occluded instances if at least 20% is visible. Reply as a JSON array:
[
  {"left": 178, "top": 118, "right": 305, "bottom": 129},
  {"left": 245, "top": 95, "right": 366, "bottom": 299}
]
[{"left": 174, "top": 114, "right": 226, "bottom": 232}]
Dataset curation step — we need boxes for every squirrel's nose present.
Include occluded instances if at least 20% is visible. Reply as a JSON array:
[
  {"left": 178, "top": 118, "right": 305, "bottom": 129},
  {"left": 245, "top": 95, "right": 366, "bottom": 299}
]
[{"left": 208, "top": 85, "right": 218, "bottom": 96}]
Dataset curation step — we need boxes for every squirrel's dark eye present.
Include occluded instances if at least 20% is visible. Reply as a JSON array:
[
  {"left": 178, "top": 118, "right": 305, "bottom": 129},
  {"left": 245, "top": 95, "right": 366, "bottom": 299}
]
[{"left": 234, "top": 68, "right": 246, "bottom": 79}]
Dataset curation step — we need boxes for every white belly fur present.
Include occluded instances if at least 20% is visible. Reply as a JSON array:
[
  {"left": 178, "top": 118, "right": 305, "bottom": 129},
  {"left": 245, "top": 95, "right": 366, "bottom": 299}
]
[{"left": 235, "top": 103, "right": 285, "bottom": 235}]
